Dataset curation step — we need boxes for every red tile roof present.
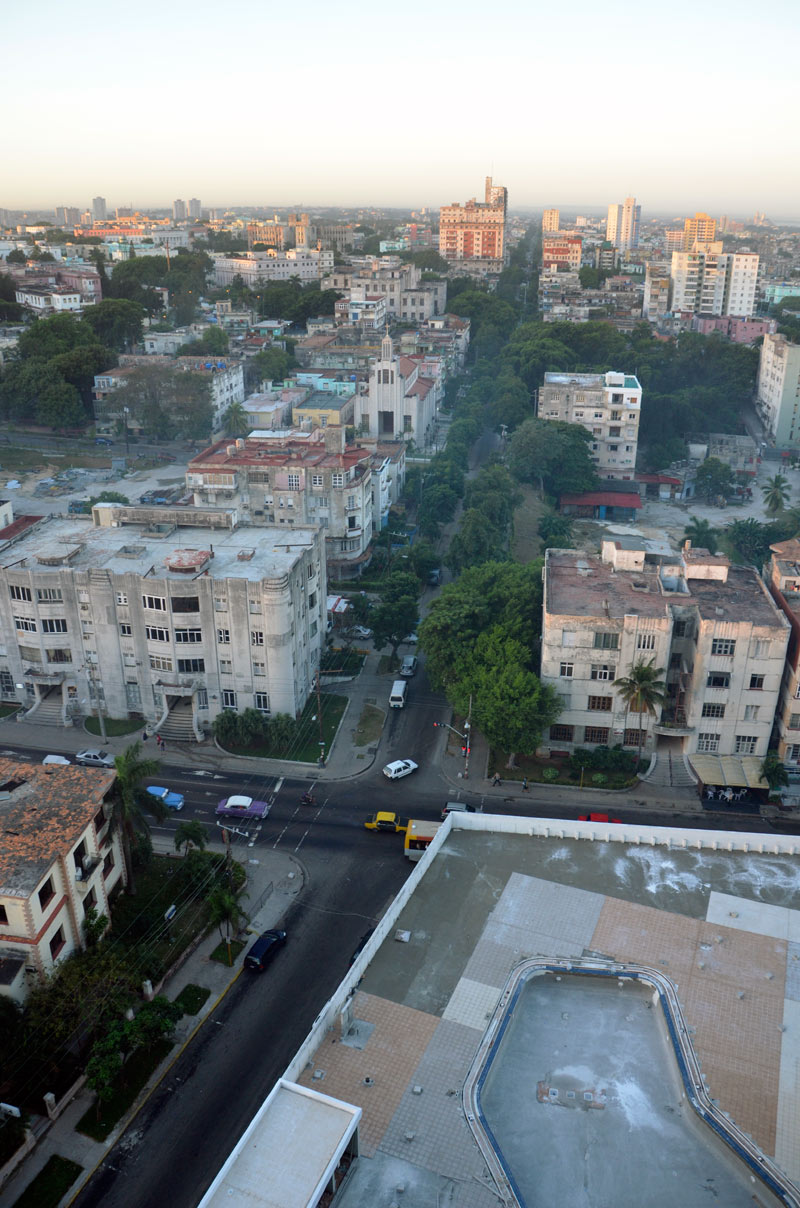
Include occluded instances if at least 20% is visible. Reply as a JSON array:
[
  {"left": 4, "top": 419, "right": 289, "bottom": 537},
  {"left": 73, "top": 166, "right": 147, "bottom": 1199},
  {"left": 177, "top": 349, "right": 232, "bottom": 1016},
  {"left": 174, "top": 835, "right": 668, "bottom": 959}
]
[{"left": 560, "top": 492, "right": 642, "bottom": 508}]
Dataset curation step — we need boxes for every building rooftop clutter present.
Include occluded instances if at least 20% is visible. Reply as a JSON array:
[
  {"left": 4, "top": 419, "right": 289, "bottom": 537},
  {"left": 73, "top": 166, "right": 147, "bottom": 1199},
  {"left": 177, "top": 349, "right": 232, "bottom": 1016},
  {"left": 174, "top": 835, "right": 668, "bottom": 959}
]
[
  {"left": 545, "top": 543, "right": 783, "bottom": 627},
  {"left": 188, "top": 428, "right": 367, "bottom": 474},
  {"left": 0, "top": 510, "right": 316, "bottom": 583},
  {"left": 0, "top": 759, "right": 114, "bottom": 896}
]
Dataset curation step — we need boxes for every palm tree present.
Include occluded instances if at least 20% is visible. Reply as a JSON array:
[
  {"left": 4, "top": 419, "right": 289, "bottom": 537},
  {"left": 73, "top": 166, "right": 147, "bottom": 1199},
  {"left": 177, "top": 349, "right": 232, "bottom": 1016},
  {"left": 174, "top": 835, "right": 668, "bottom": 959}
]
[
  {"left": 112, "top": 741, "right": 164, "bottom": 894},
  {"left": 613, "top": 659, "right": 667, "bottom": 769},
  {"left": 174, "top": 820, "right": 209, "bottom": 859},
  {"left": 207, "top": 886, "right": 249, "bottom": 966},
  {"left": 683, "top": 516, "right": 718, "bottom": 554},
  {"left": 223, "top": 400, "right": 249, "bottom": 437},
  {"left": 762, "top": 473, "right": 791, "bottom": 516}
]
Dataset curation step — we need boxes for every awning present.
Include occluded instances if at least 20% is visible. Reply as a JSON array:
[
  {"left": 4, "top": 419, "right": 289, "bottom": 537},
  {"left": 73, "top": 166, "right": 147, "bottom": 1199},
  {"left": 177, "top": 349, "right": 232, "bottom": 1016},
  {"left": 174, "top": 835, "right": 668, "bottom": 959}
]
[{"left": 689, "top": 754, "right": 767, "bottom": 789}]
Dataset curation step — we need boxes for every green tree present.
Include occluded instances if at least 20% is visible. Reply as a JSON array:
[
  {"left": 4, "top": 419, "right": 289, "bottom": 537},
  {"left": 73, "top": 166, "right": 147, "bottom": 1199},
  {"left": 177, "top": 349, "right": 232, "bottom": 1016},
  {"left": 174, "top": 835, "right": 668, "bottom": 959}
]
[
  {"left": 683, "top": 516, "right": 719, "bottom": 553},
  {"left": 579, "top": 266, "right": 601, "bottom": 288},
  {"left": 463, "top": 465, "right": 521, "bottom": 533},
  {"left": 178, "top": 326, "right": 228, "bottom": 356},
  {"left": 538, "top": 512, "right": 574, "bottom": 549},
  {"left": 446, "top": 509, "right": 503, "bottom": 573},
  {"left": 207, "top": 886, "right": 248, "bottom": 966},
  {"left": 407, "top": 540, "right": 439, "bottom": 584},
  {"left": 466, "top": 631, "right": 562, "bottom": 764},
  {"left": 370, "top": 595, "right": 419, "bottom": 661},
  {"left": 613, "top": 659, "right": 667, "bottom": 768},
  {"left": 723, "top": 517, "right": 770, "bottom": 566},
  {"left": 174, "top": 820, "right": 209, "bottom": 858},
  {"left": 694, "top": 457, "right": 735, "bottom": 502},
  {"left": 761, "top": 751, "right": 789, "bottom": 793},
  {"left": 223, "top": 399, "right": 250, "bottom": 436},
  {"left": 507, "top": 418, "right": 598, "bottom": 497},
  {"left": 112, "top": 742, "right": 164, "bottom": 895},
  {"left": 82, "top": 299, "right": 144, "bottom": 352},
  {"left": 129, "top": 996, "right": 182, "bottom": 1049},
  {"left": 6, "top": 248, "right": 26, "bottom": 264},
  {"left": 86, "top": 1023, "right": 126, "bottom": 1108},
  {"left": 763, "top": 473, "right": 791, "bottom": 515}
]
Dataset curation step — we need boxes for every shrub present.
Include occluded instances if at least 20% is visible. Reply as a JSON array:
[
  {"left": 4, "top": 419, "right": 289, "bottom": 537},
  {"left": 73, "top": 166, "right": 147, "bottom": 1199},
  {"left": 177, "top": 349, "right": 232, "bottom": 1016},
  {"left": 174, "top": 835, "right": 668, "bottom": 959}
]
[
  {"left": 542, "top": 766, "right": 560, "bottom": 782},
  {"left": 591, "top": 773, "right": 608, "bottom": 787}
]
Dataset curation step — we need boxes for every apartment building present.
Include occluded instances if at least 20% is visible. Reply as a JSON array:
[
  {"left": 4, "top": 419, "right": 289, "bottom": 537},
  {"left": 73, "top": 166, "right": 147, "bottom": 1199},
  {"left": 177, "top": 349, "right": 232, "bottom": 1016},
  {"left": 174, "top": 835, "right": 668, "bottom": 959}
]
[
  {"left": 538, "top": 370, "right": 642, "bottom": 480},
  {"left": 92, "top": 196, "right": 107, "bottom": 222},
  {"left": 606, "top": 197, "right": 640, "bottom": 250},
  {"left": 542, "top": 208, "right": 560, "bottom": 233},
  {"left": 0, "top": 506, "right": 326, "bottom": 738},
  {"left": 670, "top": 251, "right": 759, "bottom": 317},
  {"left": 14, "top": 286, "right": 83, "bottom": 314},
  {"left": 0, "top": 761, "right": 125, "bottom": 1003},
  {"left": 360, "top": 333, "right": 439, "bottom": 448},
  {"left": 323, "top": 257, "right": 446, "bottom": 321},
  {"left": 541, "top": 540, "right": 789, "bottom": 761},
  {"left": 439, "top": 176, "right": 507, "bottom": 269},
  {"left": 187, "top": 428, "right": 372, "bottom": 577},
  {"left": 642, "top": 262, "right": 671, "bottom": 319},
  {"left": 212, "top": 248, "right": 334, "bottom": 287},
  {"left": 755, "top": 333, "right": 800, "bottom": 446},
  {"left": 766, "top": 539, "right": 800, "bottom": 768},
  {"left": 541, "top": 235, "right": 582, "bottom": 272},
  {"left": 94, "top": 355, "right": 245, "bottom": 434},
  {"left": 173, "top": 199, "right": 187, "bottom": 222},
  {"left": 682, "top": 212, "right": 716, "bottom": 250}
]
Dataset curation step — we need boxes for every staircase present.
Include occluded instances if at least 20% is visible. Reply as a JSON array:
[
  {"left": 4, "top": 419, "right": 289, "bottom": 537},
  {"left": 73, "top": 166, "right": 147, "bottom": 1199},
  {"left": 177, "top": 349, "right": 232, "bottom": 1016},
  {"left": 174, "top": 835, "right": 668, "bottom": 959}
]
[
  {"left": 641, "top": 747, "right": 697, "bottom": 788},
  {"left": 24, "top": 691, "right": 64, "bottom": 727},
  {"left": 156, "top": 699, "right": 200, "bottom": 743}
]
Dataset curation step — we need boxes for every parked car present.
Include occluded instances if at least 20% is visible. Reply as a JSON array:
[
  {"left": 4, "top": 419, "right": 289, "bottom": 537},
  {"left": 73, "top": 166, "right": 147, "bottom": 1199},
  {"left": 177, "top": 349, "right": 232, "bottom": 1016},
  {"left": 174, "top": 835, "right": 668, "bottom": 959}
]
[
  {"left": 244, "top": 929, "right": 287, "bottom": 971},
  {"left": 146, "top": 785, "right": 185, "bottom": 811},
  {"left": 95, "top": 437, "right": 114, "bottom": 446},
  {"left": 578, "top": 813, "right": 622, "bottom": 824},
  {"left": 347, "top": 626, "right": 373, "bottom": 639},
  {"left": 216, "top": 794, "right": 271, "bottom": 819},
  {"left": 400, "top": 656, "right": 418, "bottom": 678},
  {"left": 427, "top": 568, "right": 441, "bottom": 586},
  {"left": 402, "top": 632, "right": 418, "bottom": 644},
  {"left": 75, "top": 749, "right": 115, "bottom": 768},
  {"left": 42, "top": 754, "right": 70, "bottom": 766},
  {"left": 382, "top": 759, "right": 418, "bottom": 781},
  {"left": 441, "top": 801, "right": 476, "bottom": 819}
]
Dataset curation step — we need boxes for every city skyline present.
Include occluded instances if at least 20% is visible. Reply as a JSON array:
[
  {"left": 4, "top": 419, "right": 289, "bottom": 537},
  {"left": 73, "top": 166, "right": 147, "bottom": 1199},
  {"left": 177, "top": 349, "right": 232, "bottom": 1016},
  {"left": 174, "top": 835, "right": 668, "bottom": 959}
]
[{"left": 5, "top": 0, "right": 799, "bottom": 218}]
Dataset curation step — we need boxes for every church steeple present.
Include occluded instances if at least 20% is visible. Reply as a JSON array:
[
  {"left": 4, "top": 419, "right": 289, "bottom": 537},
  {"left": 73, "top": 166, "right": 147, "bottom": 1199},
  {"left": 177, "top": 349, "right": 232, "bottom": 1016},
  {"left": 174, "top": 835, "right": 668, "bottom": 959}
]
[{"left": 381, "top": 325, "right": 393, "bottom": 363}]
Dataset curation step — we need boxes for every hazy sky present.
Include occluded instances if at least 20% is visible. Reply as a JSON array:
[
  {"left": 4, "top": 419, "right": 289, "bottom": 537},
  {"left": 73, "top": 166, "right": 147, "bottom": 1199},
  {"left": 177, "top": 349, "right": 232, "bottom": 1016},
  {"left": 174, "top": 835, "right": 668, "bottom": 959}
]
[{"left": 6, "top": 0, "right": 800, "bottom": 218}]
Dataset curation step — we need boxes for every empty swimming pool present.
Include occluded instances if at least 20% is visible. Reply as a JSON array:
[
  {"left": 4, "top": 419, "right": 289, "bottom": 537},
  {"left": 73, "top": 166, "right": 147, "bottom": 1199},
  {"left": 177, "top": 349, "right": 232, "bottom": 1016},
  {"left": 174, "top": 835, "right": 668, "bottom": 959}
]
[{"left": 466, "top": 962, "right": 796, "bottom": 1208}]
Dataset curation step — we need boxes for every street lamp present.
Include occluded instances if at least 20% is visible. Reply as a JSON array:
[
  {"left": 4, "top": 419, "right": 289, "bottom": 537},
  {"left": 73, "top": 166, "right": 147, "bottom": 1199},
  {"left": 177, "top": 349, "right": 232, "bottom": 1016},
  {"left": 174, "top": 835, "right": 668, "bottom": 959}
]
[
  {"left": 433, "top": 719, "right": 471, "bottom": 779},
  {"left": 123, "top": 406, "right": 130, "bottom": 454}
]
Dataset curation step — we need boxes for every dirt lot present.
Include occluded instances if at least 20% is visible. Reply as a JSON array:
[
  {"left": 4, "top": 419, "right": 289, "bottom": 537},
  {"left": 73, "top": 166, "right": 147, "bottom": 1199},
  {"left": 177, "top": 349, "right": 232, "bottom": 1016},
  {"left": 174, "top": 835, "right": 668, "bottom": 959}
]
[{"left": 512, "top": 484, "right": 548, "bottom": 563}]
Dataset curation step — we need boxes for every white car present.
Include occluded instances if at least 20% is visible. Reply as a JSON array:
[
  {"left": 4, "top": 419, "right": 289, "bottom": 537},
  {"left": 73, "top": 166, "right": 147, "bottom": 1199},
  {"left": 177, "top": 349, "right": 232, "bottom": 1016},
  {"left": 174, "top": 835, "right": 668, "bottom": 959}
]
[
  {"left": 402, "top": 633, "right": 418, "bottom": 644},
  {"left": 382, "top": 759, "right": 419, "bottom": 780},
  {"left": 348, "top": 625, "right": 373, "bottom": 639}
]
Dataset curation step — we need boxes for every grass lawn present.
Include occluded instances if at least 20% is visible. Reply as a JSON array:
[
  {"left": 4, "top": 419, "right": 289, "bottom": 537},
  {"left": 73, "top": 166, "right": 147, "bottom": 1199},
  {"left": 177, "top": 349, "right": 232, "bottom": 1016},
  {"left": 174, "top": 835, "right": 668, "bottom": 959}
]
[
  {"left": 0, "top": 702, "right": 21, "bottom": 718},
  {"left": 488, "top": 750, "right": 639, "bottom": 791},
  {"left": 173, "top": 983, "right": 211, "bottom": 1015},
  {"left": 84, "top": 716, "right": 143, "bottom": 737},
  {"left": 12, "top": 1155, "right": 84, "bottom": 1208},
  {"left": 76, "top": 1040, "right": 173, "bottom": 1142},
  {"left": 224, "top": 694, "right": 347, "bottom": 762},
  {"left": 377, "top": 655, "right": 397, "bottom": 676},
  {"left": 111, "top": 855, "right": 219, "bottom": 979},
  {"left": 210, "top": 938, "right": 245, "bottom": 965},
  {"left": 0, "top": 446, "right": 110, "bottom": 474},
  {"left": 353, "top": 703, "right": 384, "bottom": 747},
  {"left": 321, "top": 648, "right": 365, "bottom": 675}
]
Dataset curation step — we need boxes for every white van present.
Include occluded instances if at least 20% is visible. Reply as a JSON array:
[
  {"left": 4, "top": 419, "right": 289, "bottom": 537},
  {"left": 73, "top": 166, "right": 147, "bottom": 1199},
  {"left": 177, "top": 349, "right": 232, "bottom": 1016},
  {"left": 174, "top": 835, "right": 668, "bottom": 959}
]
[
  {"left": 389, "top": 680, "right": 407, "bottom": 708},
  {"left": 42, "top": 754, "right": 71, "bottom": 766}
]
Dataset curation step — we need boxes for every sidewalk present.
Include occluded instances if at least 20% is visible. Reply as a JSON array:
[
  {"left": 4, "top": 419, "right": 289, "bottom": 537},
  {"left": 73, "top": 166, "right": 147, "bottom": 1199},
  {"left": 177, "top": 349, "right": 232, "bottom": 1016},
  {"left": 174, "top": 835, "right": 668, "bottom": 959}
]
[{"left": 1, "top": 839, "right": 304, "bottom": 1208}]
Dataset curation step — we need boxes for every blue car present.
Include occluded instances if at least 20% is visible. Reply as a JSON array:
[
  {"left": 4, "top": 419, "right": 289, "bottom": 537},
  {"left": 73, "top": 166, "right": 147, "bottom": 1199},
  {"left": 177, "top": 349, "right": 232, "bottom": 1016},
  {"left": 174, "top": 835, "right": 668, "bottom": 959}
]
[{"left": 146, "top": 785, "right": 184, "bottom": 811}]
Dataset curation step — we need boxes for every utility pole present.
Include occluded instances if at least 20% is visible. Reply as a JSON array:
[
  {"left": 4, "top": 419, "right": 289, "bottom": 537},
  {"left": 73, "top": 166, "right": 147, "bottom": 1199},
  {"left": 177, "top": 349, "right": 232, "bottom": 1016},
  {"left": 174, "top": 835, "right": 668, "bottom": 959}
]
[
  {"left": 87, "top": 663, "right": 107, "bottom": 742},
  {"left": 315, "top": 669, "right": 325, "bottom": 766},
  {"left": 464, "top": 694, "right": 472, "bottom": 780}
]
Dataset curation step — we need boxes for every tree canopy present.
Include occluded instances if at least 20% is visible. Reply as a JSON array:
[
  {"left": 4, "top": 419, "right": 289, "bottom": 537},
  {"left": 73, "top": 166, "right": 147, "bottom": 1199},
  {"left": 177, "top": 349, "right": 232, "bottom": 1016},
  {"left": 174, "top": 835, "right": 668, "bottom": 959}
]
[{"left": 507, "top": 418, "right": 598, "bottom": 497}]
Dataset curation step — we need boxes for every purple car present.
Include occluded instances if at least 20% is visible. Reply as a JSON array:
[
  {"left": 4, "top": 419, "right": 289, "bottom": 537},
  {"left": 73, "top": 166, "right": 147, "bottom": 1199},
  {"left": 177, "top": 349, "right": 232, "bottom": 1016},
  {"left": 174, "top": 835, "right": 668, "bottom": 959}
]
[{"left": 216, "top": 794, "right": 270, "bottom": 820}]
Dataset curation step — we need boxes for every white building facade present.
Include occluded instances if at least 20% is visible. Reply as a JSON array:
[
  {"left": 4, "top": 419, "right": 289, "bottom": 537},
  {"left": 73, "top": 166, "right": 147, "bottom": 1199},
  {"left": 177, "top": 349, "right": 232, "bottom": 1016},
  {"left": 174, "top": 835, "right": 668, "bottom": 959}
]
[
  {"left": 670, "top": 251, "right": 759, "bottom": 317},
  {"left": 755, "top": 333, "right": 800, "bottom": 447},
  {"left": 538, "top": 370, "right": 641, "bottom": 480},
  {"left": 212, "top": 249, "right": 334, "bottom": 287},
  {"left": 360, "top": 334, "right": 438, "bottom": 448}
]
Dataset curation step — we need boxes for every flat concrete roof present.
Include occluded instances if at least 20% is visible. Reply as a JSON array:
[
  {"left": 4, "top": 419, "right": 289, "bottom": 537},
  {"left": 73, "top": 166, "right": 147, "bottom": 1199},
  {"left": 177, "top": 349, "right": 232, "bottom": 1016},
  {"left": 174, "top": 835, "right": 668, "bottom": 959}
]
[
  {"left": 0, "top": 515, "right": 318, "bottom": 583},
  {"left": 288, "top": 821, "right": 800, "bottom": 1207}
]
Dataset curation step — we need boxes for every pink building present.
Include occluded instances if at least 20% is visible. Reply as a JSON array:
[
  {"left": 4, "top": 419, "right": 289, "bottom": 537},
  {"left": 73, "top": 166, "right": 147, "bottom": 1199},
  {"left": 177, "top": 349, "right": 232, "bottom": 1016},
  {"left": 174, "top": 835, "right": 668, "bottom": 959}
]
[{"left": 691, "top": 315, "right": 777, "bottom": 344}]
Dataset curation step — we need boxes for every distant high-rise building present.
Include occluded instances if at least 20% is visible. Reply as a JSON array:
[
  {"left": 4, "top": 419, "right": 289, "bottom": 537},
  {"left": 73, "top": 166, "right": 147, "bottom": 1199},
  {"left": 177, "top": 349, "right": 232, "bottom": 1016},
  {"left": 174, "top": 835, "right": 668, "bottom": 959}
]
[
  {"left": 439, "top": 176, "right": 507, "bottom": 268},
  {"left": 682, "top": 212, "right": 716, "bottom": 251},
  {"left": 92, "top": 196, "right": 107, "bottom": 222},
  {"left": 542, "top": 208, "right": 560, "bottom": 233},
  {"left": 670, "top": 251, "right": 759, "bottom": 317},
  {"left": 56, "top": 206, "right": 81, "bottom": 227},
  {"left": 642, "top": 262, "right": 671, "bottom": 320},
  {"left": 173, "top": 199, "right": 187, "bottom": 222},
  {"left": 606, "top": 196, "right": 640, "bottom": 250},
  {"left": 188, "top": 198, "right": 202, "bottom": 219}
]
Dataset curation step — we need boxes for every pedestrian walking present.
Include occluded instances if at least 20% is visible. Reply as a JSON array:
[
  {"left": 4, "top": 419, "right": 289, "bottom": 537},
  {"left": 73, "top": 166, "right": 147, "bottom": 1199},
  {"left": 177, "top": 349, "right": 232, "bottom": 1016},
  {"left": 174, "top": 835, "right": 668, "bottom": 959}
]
[
  {"left": 492, "top": 772, "right": 501, "bottom": 787},
  {"left": 142, "top": 729, "right": 149, "bottom": 742},
  {"left": 522, "top": 777, "right": 529, "bottom": 791}
]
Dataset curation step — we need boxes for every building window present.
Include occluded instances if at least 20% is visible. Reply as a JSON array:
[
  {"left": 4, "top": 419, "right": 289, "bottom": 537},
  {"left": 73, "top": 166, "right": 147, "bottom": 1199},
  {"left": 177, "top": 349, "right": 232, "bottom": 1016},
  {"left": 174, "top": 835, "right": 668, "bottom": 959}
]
[
  {"left": 103, "top": 852, "right": 114, "bottom": 879},
  {"left": 584, "top": 726, "right": 609, "bottom": 744},
  {"left": 673, "top": 621, "right": 687, "bottom": 637},
  {"left": 38, "top": 876, "right": 55, "bottom": 910},
  {"left": 623, "top": 728, "right": 643, "bottom": 747},
  {"left": 311, "top": 474, "right": 323, "bottom": 487},
  {"left": 9, "top": 585, "right": 31, "bottom": 602},
  {"left": 788, "top": 713, "right": 800, "bottom": 730},
  {"left": 14, "top": 616, "right": 37, "bottom": 632},
  {"left": 744, "top": 705, "right": 760, "bottom": 721},
  {"left": 149, "top": 655, "right": 173, "bottom": 672},
  {"left": 0, "top": 903, "right": 8, "bottom": 925},
  {"left": 120, "top": 623, "right": 132, "bottom": 636},
  {"left": 749, "top": 674, "right": 764, "bottom": 691},
  {"left": 562, "top": 631, "right": 575, "bottom": 647},
  {"left": 254, "top": 692, "right": 270, "bottom": 712},
  {"left": 332, "top": 473, "right": 344, "bottom": 487},
  {"left": 588, "top": 696, "right": 612, "bottom": 712},
  {"left": 19, "top": 645, "right": 41, "bottom": 663},
  {"left": 0, "top": 671, "right": 14, "bottom": 696},
  {"left": 701, "top": 703, "right": 725, "bottom": 718},
  {"left": 142, "top": 594, "right": 166, "bottom": 612},
  {"left": 175, "top": 629, "right": 203, "bottom": 643},
  {"left": 697, "top": 733, "right": 720, "bottom": 753},
  {"left": 252, "top": 661, "right": 265, "bottom": 676},
  {"left": 752, "top": 639, "right": 768, "bottom": 659},
  {"left": 177, "top": 658, "right": 205, "bottom": 673},
  {"left": 219, "top": 658, "right": 232, "bottom": 673},
  {"left": 172, "top": 596, "right": 200, "bottom": 613},
  {"left": 251, "top": 631, "right": 264, "bottom": 646},
  {"left": 707, "top": 672, "right": 730, "bottom": 689},
  {"left": 116, "top": 592, "right": 128, "bottom": 605},
  {"left": 222, "top": 689, "right": 237, "bottom": 709},
  {"left": 145, "top": 625, "right": 169, "bottom": 643},
  {"left": 591, "top": 665, "right": 614, "bottom": 681},
  {"left": 735, "top": 734, "right": 758, "bottom": 755},
  {"left": 559, "top": 662, "right": 573, "bottom": 677},
  {"left": 37, "top": 588, "right": 63, "bottom": 602},
  {"left": 788, "top": 744, "right": 800, "bottom": 762},
  {"left": 594, "top": 632, "right": 619, "bottom": 650},
  {"left": 637, "top": 634, "right": 655, "bottom": 650},
  {"left": 47, "top": 649, "right": 72, "bottom": 664},
  {"left": 287, "top": 473, "right": 300, "bottom": 490},
  {"left": 49, "top": 927, "right": 66, "bottom": 961},
  {"left": 214, "top": 597, "right": 227, "bottom": 612},
  {"left": 549, "top": 724, "right": 574, "bottom": 742},
  {"left": 711, "top": 638, "right": 736, "bottom": 656},
  {"left": 217, "top": 628, "right": 230, "bottom": 644}
]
